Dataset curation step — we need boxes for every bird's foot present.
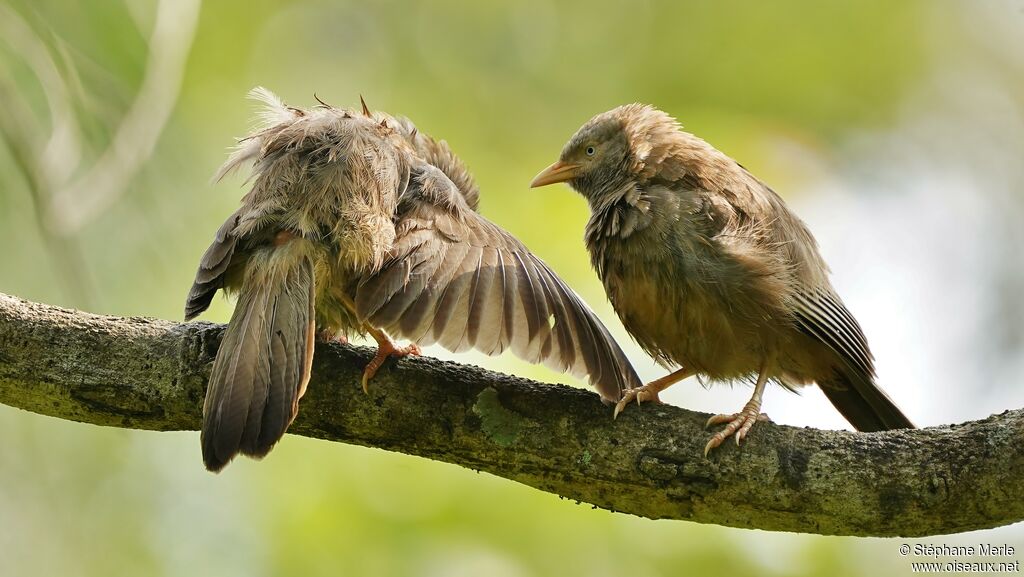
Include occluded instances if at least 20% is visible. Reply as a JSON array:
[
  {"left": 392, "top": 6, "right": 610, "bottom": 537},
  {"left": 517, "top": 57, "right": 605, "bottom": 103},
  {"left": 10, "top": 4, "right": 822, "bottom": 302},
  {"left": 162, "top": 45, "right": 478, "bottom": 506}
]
[
  {"left": 613, "top": 385, "right": 665, "bottom": 419},
  {"left": 362, "top": 338, "right": 421, "bottom": 393},
  {"left": 703, "top": 401, "right": 770, "bottom": 456},
  {"left": 318, "top": 329, "right": 349, "bottom": 345}
]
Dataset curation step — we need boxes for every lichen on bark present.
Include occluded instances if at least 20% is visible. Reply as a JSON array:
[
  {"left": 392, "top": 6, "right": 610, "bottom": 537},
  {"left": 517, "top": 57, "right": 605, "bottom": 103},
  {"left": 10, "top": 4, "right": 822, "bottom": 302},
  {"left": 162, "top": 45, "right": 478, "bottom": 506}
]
[{"left": 1, "top": 292, "right": 1022, "bottom": 537}]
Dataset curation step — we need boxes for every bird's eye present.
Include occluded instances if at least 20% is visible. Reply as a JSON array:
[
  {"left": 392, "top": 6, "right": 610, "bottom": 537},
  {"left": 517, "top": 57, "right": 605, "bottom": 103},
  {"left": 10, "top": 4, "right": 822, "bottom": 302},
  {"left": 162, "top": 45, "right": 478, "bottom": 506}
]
[{"left": 586, "top": 146, "right": 596, "bottom": 156}]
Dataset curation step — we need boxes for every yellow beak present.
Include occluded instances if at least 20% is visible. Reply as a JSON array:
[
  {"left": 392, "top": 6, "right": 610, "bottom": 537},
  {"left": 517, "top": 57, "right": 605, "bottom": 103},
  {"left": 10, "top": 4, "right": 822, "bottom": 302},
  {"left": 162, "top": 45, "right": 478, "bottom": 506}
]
[{"left": 529, "top": 160, "right": 581, "bottom": 188}]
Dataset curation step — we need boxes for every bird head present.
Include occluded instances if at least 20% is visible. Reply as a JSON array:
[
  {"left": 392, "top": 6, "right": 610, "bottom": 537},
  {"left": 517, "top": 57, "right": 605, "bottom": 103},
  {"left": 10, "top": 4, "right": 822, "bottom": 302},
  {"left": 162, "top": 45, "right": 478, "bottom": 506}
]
[{"left": 530, "top": 104, "right": 681, "bottom": 202}]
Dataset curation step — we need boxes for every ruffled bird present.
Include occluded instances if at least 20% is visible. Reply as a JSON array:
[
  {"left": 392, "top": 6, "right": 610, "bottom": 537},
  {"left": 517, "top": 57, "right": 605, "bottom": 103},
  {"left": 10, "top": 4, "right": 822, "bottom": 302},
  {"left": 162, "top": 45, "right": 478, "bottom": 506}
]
[
  {"left": 186, "top": 89, "right": 641, "bottom": 471},
  {"left": 531, "top": 104, "right": 914, "bottom": 455}
]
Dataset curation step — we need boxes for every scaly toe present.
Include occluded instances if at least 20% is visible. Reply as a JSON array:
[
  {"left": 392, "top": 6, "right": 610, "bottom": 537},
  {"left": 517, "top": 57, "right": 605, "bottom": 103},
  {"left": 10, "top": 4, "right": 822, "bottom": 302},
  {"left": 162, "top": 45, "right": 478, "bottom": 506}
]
[
  {"left": 612, "top": 392, "right": 636, "bottom": 419},
  {"left": 704, "top": 409, "right": 767, "bottom": 455},
  {"left": 735, "top": 413, "right": 762, "bottom": 443},
  {"left": 705, "top": 412, "right": 739, "bottom": 428},
  {"left": 613, "top": 386, "right": 662, "bottom": 419},
  {"left": 361, "top": 342, "right": 421, "bottom": 394}
]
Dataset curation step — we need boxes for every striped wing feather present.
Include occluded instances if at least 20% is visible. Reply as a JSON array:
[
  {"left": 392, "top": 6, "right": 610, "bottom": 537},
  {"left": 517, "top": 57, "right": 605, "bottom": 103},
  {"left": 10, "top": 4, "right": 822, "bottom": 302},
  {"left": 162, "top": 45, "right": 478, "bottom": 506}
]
[
  {"left": 793, "top": 289, "right": 913, "bottom": 430},
  {"left": 355, "top": 165, "right": 640, "bottom": 402}
]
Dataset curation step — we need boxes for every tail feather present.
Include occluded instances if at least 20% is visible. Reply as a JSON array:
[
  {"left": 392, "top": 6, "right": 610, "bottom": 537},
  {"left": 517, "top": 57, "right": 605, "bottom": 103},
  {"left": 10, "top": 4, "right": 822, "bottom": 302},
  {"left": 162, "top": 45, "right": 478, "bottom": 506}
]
[
  {"left": 819, "top": 367, "right": 914, "bottom": 432},
  {"left": 201, "top": 252, "right": 315, "bottom": 472}
]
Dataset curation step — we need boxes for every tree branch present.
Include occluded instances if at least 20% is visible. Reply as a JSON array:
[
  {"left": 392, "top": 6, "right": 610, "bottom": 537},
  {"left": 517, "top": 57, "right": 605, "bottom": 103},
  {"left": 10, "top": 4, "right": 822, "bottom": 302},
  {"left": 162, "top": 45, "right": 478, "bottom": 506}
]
[{"left": 0, "top": 292, "right": 1020, "bottom": 537}]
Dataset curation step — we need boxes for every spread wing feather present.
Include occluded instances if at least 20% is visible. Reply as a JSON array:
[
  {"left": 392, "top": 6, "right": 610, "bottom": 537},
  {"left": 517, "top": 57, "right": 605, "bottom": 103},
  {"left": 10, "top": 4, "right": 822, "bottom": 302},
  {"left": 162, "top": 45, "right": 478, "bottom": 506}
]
[{"left": 355, "top": 165, "right": 641, "bottom": 401}]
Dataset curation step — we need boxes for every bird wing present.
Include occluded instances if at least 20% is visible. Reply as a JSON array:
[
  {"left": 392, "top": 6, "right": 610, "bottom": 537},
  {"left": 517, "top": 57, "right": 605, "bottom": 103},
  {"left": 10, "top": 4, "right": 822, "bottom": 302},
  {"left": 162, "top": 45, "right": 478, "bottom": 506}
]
[
  {"left": 792, "top": 288, "right": 876, "bottom": 379},
  {"left": 793, "top": 288, "right": 916, "bottom": 430},
  {"left": 185, "top": 208, "right": 243, "bottom": 320},
  {"left": 354, "top": 164, "right": 641, "bottom": 402},
  {"left": 397, "top": 119, "right": 480, "bottom": 211}
]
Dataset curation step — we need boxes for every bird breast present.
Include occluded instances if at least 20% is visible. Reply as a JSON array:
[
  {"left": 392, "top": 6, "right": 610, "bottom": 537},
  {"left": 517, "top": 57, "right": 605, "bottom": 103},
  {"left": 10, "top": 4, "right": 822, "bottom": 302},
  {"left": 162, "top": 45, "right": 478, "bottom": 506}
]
[{"left": 588, "top": 188, "right": 796, "bottom": 380}]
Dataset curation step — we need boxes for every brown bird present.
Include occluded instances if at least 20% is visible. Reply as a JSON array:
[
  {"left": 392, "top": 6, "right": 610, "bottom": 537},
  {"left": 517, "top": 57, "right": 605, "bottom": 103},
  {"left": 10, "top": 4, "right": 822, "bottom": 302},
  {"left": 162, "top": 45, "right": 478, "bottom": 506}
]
[
  {"left": 531, "top": 104, "right": 914, "bottom": 455},
  {"left": 186, "top": 89, "right": 641, "bottom": 471}
]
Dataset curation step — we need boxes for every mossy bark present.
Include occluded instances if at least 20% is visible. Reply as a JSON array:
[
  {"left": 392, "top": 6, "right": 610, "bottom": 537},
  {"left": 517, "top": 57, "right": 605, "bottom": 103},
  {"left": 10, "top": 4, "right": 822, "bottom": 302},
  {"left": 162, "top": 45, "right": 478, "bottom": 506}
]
[{"left": 1, "top": 293, "right": 1021, "bottom": 537}]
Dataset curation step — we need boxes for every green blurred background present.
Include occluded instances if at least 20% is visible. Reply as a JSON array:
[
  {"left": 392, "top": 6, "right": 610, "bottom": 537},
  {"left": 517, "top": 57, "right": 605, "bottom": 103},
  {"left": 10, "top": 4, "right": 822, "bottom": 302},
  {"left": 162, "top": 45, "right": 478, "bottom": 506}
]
[{"left": 2, "top": 1, "right": 1023, "bottom": 575}]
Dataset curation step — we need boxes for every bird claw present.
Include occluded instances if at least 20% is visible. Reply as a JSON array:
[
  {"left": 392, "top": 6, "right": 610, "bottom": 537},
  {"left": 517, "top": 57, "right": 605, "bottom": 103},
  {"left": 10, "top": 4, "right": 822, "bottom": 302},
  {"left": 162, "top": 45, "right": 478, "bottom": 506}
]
[
  {"left": 613, "top": 385, "right": 664, "bottom": 419},
  {"left": 362, "top": 341, "right": 421, "bottom": 393},
  {"left": 703, "top": 404, "right": 769, "bottom": 456}
]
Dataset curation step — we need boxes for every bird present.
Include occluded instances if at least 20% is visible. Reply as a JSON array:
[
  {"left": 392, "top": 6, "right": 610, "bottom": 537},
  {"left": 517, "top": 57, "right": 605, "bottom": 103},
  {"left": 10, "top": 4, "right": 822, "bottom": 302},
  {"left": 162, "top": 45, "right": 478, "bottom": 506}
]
[
  {"left": 184, "top": 89, "right": 641, "bottom": 472},
  {"left": 530, "top": 104, "right": 914, "bottom": 455}
]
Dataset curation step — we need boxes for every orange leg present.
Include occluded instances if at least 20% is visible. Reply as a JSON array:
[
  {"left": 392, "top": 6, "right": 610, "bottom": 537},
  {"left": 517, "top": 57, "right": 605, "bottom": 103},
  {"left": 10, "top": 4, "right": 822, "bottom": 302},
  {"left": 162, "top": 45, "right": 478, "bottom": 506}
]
[
  {"left": 332, "top": 293, "right": 420, "bottom": 393},
  {"left": 362, "top": 327, "right": 421, "bottom": 393},
  {"left": 704, "top": 360, "right": 772, "bottom": 456},
  {"left": 613, "top": 367, "right": 695, "bottom": 419}
]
